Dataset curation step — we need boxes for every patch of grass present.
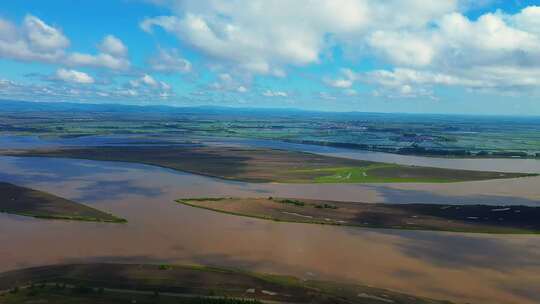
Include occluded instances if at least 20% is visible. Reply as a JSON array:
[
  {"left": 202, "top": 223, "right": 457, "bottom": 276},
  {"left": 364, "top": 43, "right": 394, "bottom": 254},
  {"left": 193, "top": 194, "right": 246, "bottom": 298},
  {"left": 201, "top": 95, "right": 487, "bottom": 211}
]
[
  {"left": 277, "top": 199, "right": 305, "bottom": 207},
  {"left": 314, "top": 203, "right": 338, "bottom": 209},
  {"left": 291, "top": 165, "right": 455, "bottom": 183}
]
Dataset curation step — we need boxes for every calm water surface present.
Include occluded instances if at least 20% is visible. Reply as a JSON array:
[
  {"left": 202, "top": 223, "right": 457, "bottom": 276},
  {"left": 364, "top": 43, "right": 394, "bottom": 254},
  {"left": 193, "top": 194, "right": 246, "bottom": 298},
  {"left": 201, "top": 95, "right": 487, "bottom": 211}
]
[{"left": 1, "top": 155, "right": 539, "bottom": 304}]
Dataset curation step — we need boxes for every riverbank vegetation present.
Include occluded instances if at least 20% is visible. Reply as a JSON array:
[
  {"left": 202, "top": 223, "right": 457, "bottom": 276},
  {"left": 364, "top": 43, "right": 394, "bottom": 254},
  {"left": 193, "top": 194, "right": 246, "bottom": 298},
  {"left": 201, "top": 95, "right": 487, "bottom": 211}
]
[{"left": 0, "top": 263, "right": 455, "bottom": 304}]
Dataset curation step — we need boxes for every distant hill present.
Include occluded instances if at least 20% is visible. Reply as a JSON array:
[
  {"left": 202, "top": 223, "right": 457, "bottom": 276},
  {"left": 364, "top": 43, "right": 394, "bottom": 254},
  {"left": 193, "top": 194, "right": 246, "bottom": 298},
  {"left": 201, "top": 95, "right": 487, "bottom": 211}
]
[{"left": 0, "top": 99, "right": 317, "bottom": 116}]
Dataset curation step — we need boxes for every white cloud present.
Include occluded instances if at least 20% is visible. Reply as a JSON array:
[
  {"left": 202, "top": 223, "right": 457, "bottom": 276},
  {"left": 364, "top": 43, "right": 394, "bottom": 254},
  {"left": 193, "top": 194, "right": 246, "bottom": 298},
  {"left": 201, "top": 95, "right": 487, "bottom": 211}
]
[
  {"left": 23, "top": 15, "right": 69, "bottom": 51},
  {"left": 55, "top": 68, "right": 95, "bottom": 84},
  {"left": 139, "top": 1, "right": 478, "bottom": 76},
  {"left": 141, "top": 74, "right": 158, "bottom": 87},
  {"left": 0, "top": 15, "right": 68, "bottom": 62},
  {"left": 0, "top": 16, "right": 124, "bottom": 72},
  {"left": 367, "top": 31, "right": 436, "bottom": 66},
  {"left": 332, "top": 5, "right": 540, "bottom": 97},
  {"left": 128, "top": 74, "right": 172, "bottom": 98},
  {"left": 130, "top": 74, "right": 153, "bottom": 87},
  {"left": 99, "top": 35, "right": 128, "bottom": 57},
  {"left": 66, "top": 52, "right": 130, "bottom": 70},
  {"left": 325, "top": 68, "right": 356, "bottom": 88},
  {"left": 141, "top": 1, "right": 540, "bottom": 97},
  {"left": 66, "top": 35, "right": 130, "bottom": 70},
  {"left": 149, "top": 47, "right": 191, "bottom": 73},
  {"left": 0, "top": 15, "right": 129, "bottom": 70},
  {"left": 513, "top": 6, "right": 540, "bottom": 35},
  {"left": 141, "top": 0, "right": 372, "bottom": 75},
  {"left": 262, "top": 90, "right": 287, "bottom": 97},
  {"left": 237, "top": 86, "right": 248, "bottom": 93},
  {"left": 364, "top": 65, "right": 540, "bottom": 98}
]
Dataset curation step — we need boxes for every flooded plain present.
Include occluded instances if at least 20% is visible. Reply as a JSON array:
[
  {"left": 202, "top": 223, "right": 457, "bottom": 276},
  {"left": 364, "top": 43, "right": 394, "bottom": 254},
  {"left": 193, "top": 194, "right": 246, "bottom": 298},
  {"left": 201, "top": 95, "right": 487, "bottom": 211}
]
[{"left": 1, "top": 153, "right": 540, "bottom": 304}]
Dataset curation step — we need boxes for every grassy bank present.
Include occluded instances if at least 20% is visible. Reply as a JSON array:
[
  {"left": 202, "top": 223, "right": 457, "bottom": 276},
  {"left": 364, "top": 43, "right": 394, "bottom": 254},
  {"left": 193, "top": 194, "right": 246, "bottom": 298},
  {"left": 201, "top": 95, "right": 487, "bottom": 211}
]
[
  {"left": 177, "top": 197, "right": 540, "bottom": 234},
  {"left": 0, "top": 182, "right": 126, "bottom": 223},
  {"left": 0, "top": 263, "right": 455, "bottom": 304}
]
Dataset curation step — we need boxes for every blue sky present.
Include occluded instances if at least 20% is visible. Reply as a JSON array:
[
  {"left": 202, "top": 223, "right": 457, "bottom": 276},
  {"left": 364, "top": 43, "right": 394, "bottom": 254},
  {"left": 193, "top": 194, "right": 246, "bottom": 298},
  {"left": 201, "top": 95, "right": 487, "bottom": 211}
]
[{"left": 0, "top": 0, "right": 539, "bottom": 115}]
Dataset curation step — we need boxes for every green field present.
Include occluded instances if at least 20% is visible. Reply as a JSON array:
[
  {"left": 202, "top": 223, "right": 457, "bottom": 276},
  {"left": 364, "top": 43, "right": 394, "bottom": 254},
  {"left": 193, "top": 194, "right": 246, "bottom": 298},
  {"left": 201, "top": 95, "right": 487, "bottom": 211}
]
[
  {"left": 292, "top": 165, "right": 455, "bottom": 183},
  {"left": 1, "top": 102, "right": 539, "bottom": 159},
  {"left": 0, "top": 288, "right": 261, "bottom": 304}
]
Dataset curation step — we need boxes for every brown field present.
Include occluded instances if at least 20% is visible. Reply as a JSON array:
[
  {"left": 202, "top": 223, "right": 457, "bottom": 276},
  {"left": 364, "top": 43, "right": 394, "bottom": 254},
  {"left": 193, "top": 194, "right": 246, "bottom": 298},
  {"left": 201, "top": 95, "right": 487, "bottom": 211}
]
[
  {"left": 0, "top": 182, "right": 125, "bottom": 223},
  {"left": 3, "top": 145, "right": 532, "bottom": 183},
  {"left": 0, "top": 263, "right": 455, "bottom": 304},
  {"left": 177, "top": 197, "right": 540, "bottom": 234}
]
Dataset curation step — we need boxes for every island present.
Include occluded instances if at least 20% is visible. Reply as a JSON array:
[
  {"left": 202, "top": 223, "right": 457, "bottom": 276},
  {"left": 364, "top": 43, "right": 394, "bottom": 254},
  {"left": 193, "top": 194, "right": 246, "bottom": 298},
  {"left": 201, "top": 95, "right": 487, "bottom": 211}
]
[
  {"left": 0, "top": 182, "right": 126, "bottom": 223},
  {"left": 177, "top": 197, "right": 540, "bottom": 234},
  {"left": 3, "top": 145, "right": 533, "bottom": 183}
]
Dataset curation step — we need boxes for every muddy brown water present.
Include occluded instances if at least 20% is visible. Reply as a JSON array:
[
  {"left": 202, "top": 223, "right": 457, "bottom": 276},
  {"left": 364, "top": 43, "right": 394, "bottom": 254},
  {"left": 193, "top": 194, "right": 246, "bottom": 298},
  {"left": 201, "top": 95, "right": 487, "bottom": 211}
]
[{"left": 0, "top": 156, "right": 539, "bottom": 304}]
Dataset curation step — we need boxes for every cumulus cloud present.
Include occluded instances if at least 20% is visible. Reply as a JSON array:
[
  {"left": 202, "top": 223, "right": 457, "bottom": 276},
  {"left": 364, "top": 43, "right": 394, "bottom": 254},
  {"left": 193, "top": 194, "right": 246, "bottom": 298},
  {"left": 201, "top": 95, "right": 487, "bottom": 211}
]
[
  {"left": 23, "top": 15, "right": 69, "bottom": 51},
  {"left": 99, "top": 35, "right": 128, "bottom": 57},
  {"left": 140, "top": 1, "right": 540, "bottom": 98},
  {"left": 129, "top": 74, "right": 170, "bottom": 90},
  {"left": 55, "top": 68, "right": 95, "bottom": 84},
  {"left": 513, "top": 6, "right": 540, "bottom": 35},
  {"left": 0, "top": 15, "right": 68, "bottom": 62},
  {"left": 122, "top": 74, "right": 173, "bottom": 100},
  {"left": 139, "top": 1, "right": 478, "bottom": 75},
  {"left": 141, "top": 0, "right": 372, "bottom": 75},
  {"left": 367, "top": 31, "right": 436, "bottom": 66},
  {"left": 66, "top": 52, "right": 130, "bottom": 70},
  {"left": 325, "top": 68, "right": 357, "bottom": 88},
  {"left": 149, "top": 47, "right": 191, "bottom": 73},
  {"left": 0, "top": 15, "right": 129, "bottom": 70},
  {"left": 66, "top": 35, "right": 130, "bottom": 70},
  {"left": 364, "top": 65, "right": 540, "bottom": 98}
]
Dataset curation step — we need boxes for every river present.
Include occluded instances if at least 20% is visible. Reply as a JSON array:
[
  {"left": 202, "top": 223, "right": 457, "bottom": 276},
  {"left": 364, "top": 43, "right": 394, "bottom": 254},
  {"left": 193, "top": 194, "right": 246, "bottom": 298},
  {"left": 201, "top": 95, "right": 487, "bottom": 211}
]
[{"left": 0, "top": 151, "right": 539, "bottom": 304}]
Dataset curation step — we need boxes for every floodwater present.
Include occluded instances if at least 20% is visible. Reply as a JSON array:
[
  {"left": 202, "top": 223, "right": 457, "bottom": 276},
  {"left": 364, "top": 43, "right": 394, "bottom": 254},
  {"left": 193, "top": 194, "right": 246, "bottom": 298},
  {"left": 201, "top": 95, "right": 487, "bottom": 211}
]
[{"left": 1, "top": 155, "right": 540, "bottom": 304}]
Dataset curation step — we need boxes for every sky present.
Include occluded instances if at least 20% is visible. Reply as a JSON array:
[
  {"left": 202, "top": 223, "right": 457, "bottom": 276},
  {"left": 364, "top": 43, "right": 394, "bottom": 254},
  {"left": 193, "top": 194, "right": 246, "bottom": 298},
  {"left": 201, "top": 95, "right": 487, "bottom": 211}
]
[{"left": 0, "top": 0, "right": 539, "bottom": 115}]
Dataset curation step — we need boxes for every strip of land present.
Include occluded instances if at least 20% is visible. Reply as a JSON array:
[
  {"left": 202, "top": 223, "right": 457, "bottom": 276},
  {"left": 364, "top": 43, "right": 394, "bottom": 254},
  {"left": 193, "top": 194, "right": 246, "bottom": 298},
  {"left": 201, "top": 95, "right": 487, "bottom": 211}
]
[
  {"left": 0, "top": 182, "right": 126, "bottom": 223},
  {"left": 2, "top": 146, "right": 533, "bottom": 183},
  {"left": 0, "top": 263, "right": 455, "bottom": 304},
  {"left": 177, "top": 197, "right": 540, "bottom": 234}
]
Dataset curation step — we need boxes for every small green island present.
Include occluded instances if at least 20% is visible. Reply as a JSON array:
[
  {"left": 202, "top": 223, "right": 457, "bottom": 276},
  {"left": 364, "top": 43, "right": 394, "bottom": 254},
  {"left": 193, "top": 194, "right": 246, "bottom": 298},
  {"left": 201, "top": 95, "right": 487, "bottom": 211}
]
[
  {"left": 3, "top": 145, "right": 534, "bottom": 183},
  {"left": 0, "top": 182, "right": 126, "bottom": 223},
  {"left": 177, "top": 197, "right": 540, "bottom": 234},
  {"left": 0, "top": 263, "right": 456, "bottom": 304}
]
